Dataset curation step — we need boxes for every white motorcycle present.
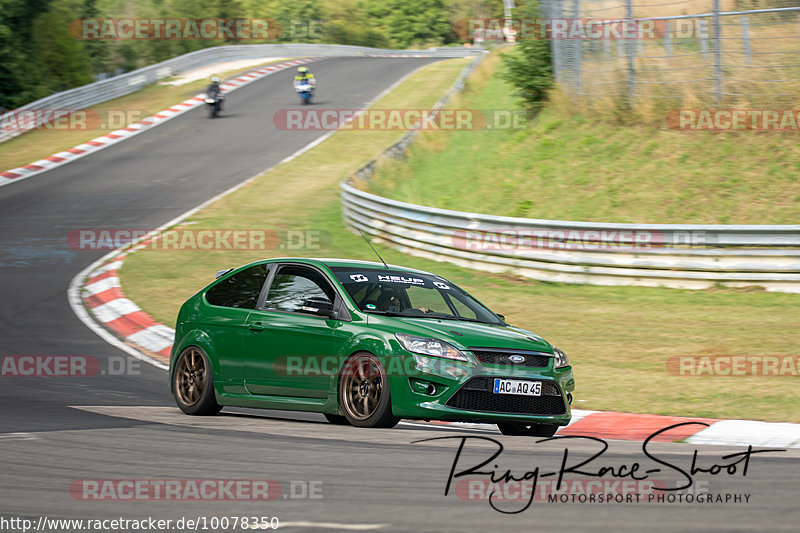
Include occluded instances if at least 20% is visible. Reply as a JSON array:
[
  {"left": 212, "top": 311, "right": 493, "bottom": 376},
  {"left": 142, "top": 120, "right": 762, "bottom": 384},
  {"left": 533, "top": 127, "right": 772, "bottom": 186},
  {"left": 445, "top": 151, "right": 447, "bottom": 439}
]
[{"left": 294, "top": 81, "right": 314, "bottom": 105}]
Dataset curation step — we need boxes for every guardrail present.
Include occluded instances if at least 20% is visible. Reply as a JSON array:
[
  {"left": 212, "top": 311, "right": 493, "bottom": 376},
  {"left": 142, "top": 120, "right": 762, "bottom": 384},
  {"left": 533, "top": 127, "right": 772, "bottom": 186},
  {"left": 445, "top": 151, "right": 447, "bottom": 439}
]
[
  {"left": 0, "top": 44, "right": 481, "bottom": 143},
  {"left": 339, "top": 54, "right": 800, "bottom": 293},
  {"left": 340, "top": 183, "right": 800, "bottom": 292}
]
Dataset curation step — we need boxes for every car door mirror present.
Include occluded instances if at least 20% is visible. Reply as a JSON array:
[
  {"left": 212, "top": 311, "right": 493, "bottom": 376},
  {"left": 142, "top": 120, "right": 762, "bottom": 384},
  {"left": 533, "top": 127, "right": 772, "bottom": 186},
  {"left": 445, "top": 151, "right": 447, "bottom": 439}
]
[
  {"left": 301, "top": 297, "right": 336, "bottom": 318},
  {"left": 495, "top": 313, "right": 505, "bottom": 321}
]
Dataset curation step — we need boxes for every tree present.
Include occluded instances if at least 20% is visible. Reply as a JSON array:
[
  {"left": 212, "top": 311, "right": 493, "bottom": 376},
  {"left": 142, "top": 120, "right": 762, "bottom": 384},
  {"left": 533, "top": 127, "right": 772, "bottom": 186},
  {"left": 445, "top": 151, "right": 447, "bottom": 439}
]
[
  {"left": 32, "top": 4, "right": 94, "bottom": 94},
  {"left": 502, "top": 1, "right": 553, "bottom": 113},
  {"left": 366, "top": 0, "right": 452, "bottom": 48},
  {"left": 0, "top": 0, "right": 53, "bottom": 108}
]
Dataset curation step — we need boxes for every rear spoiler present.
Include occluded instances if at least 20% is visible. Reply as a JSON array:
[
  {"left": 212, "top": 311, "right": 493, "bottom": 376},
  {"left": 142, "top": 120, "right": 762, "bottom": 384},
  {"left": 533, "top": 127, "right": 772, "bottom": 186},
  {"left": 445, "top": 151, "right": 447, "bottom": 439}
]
[{"left": 215, "top": 268, "right": 234, "bottom": 279}]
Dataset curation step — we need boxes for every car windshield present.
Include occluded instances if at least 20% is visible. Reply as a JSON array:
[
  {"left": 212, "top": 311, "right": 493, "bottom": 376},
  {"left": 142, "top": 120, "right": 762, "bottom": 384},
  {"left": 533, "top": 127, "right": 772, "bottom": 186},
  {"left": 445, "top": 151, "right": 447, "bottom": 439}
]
[{"left": 330, "top": 267, "right": 503, "bottom": 325}]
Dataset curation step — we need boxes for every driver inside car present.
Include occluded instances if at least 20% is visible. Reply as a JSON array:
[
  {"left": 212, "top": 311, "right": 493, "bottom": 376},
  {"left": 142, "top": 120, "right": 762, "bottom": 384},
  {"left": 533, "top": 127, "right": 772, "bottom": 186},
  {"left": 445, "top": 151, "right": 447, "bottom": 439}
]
[
  {"left": 377, "top": 288, "right": 431, "bottom": 314},
  {"left": 377, "top": 290, "right": 400, "bottom": 312}
]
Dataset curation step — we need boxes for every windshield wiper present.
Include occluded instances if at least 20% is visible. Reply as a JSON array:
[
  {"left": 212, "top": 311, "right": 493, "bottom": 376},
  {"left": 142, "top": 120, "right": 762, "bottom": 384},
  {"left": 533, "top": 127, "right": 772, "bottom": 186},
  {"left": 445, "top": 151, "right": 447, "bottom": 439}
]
[
  {"left": 362, "top": 310, "right": 407, "bottom": 317},
  {"left": 409, "top": 313, "right": 494, "bottom": 324},
  {"left": 363, "top": 309, "right": 496, "bottom": 325},
  {"left": 448, "top": 316, "right": 490, "bottom": 323}
]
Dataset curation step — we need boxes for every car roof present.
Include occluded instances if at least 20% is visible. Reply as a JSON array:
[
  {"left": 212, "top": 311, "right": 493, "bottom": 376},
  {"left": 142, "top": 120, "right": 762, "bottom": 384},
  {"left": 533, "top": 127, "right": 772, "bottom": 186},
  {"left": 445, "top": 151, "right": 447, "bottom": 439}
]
[{"left": 255, "top": 257, "right": 436, "bottom": 276}]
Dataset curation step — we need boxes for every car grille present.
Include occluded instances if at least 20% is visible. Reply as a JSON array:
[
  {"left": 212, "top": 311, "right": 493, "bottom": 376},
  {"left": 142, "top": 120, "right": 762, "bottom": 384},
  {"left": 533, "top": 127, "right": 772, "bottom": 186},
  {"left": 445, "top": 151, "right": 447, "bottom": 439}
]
[
  {"left": 445, "top": 377, "right": 566, "bottom": 415},
  {"left": 470, "top": 348, "right": 551, "bottom": 368}
]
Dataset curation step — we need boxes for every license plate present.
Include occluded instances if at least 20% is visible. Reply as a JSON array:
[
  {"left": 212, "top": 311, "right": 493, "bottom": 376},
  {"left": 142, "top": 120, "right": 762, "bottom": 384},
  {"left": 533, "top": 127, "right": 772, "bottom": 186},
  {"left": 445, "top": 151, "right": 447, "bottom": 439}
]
[{"left": 493, "top": 378, "right": 542, "bottom": 396}]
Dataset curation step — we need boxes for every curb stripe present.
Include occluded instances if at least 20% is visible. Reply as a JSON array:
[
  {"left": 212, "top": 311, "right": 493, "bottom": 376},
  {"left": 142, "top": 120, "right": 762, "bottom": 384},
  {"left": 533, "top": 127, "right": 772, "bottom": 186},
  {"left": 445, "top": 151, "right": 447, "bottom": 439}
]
[
  {"left": 687, "top": 420, "right": 800, "bottom": 448},
  {"left": 559, "top": 412, "right": 718, "bottom": 442},
  {"left": 85, "top": 287, "right": 125, "bottom": 309},
  {"left": 92, "top": 298, "right": 141, "bottom": 323},
  {"left": 85, "top": 270, "right": 119, "bottom": 285},
  {"left": 105, "top": 311, "right": 157, "bottom": 338},
  {"left": 83, "top": 276, "right": 121, "bottom": 296},
  {"left": 127, "top": 325, "right": 175, "bottom": 353},
  {"left": 0, "top": 57, "right": 321, "bottom": 189}
]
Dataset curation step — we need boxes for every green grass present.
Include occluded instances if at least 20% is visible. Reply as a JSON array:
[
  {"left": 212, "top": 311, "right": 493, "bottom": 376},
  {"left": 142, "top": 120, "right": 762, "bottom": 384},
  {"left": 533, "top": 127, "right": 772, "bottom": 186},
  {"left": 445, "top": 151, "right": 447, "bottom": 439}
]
[
  {"left": 119, "top": 54, "right": 800, "bottom": 423},
  {"left": 365, "top": 52, "right": 800, "bottom": 225},
  {"left": 0, "top": 59, "right": 293, "bottom": 171}
]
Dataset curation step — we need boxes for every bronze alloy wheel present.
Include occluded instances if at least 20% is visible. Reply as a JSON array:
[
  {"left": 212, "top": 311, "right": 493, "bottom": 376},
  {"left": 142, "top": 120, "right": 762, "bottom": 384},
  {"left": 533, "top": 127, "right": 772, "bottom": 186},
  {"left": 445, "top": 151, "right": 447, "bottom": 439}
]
[
  {"left": 339, "top": 353, "right": 399, "bottom": 428},
  {"left": 173, "top": 347, "right": 221, "bottom": 415}
]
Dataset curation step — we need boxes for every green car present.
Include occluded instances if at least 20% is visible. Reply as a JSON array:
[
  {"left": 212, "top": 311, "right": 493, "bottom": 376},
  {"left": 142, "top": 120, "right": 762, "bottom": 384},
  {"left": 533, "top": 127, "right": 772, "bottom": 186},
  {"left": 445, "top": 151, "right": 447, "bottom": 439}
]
[{"left": 170, "top": 258, "right": 575, "bottom": 436}]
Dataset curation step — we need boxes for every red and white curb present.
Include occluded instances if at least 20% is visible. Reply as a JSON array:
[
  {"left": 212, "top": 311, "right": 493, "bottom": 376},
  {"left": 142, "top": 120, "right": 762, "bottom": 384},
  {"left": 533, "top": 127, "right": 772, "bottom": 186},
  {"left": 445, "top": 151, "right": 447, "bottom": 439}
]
[
  {"left": 0, "top": 53, "right": 439, "bottom": 188},
  {"left": 64, "top": 54, "right": 799, "bottom": 449},
  {"left": 68, "top": 55, "right": 443, "bottom": 369},
  {"left": 405, "top": 410, "right": 800, "bottom": 448},
  {"left": 0, "top": 57, "right": 322, "bottom": 187},
  {"left": 80, "top": 253, "right": 175, "bottom": 366},
  {"left": 77, "top": 252, "right": 800, "bottom": 450}
]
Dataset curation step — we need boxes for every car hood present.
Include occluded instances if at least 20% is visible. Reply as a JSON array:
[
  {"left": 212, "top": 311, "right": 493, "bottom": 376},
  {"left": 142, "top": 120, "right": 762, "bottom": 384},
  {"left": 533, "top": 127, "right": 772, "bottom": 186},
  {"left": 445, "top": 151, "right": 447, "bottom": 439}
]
[{"left": 388, "top": 317, "right": 553, "bottom": 353}]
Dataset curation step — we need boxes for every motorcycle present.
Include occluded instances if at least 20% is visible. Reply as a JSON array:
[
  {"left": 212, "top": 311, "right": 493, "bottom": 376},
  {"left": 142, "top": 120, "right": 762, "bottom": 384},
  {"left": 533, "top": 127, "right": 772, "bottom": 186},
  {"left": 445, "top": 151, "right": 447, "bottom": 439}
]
[
  {"left": 205, "top": 92, "right": 224, "bottom": 118},
  {"left": 294, "top": 81, "right": 314, "bottom": 105}
]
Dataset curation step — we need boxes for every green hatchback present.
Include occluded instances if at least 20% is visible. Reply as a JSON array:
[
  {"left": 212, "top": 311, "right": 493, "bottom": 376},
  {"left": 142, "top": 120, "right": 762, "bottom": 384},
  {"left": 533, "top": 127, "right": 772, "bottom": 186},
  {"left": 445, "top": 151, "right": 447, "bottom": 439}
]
[{"left": 170, "top": 258, "right": 575, "bottom": 436}]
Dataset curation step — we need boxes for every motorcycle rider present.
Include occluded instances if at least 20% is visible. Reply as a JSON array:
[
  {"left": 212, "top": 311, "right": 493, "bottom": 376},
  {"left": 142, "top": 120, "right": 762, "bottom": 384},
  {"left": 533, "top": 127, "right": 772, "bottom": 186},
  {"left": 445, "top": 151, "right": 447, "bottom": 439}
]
[
  {"left": 206, "top": 75, "right": 223, "bottom": 107},
  {"left": 293, "top": 67, "right": 315, "bottom": 88}
]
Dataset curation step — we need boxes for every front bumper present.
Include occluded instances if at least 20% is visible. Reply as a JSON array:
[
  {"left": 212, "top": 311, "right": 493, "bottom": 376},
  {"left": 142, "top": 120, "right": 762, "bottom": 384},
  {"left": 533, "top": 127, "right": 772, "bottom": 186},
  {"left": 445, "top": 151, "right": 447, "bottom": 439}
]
[{"left": 387, "top": 353, "right": 575, "bottom": 425}]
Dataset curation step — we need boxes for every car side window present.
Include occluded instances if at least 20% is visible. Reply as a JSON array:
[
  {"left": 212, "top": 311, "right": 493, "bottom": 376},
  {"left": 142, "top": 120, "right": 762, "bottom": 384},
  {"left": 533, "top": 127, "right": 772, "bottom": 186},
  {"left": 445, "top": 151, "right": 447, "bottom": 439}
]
[
  {"left": 264, "top": 265, "right": 336, "bottom": 314},
  {"left": 205, "top": 264, "right": 269, "bottom": 309}
]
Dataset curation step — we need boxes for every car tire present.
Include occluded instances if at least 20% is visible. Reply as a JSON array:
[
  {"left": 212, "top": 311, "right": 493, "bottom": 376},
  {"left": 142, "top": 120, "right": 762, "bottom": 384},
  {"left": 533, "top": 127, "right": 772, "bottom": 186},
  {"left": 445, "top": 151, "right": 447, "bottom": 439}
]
[
  {"left": 339, "top": 352, "right": 399, "bottom": 428},
  {"left": 497, "top": 423, "right": 559, "bottom": 437},
  {"left": 323, "top": 413, "right": 350, "bottom": 425},
  {"left": 173, "top": 346, "right": 222, "bottom": 416}
]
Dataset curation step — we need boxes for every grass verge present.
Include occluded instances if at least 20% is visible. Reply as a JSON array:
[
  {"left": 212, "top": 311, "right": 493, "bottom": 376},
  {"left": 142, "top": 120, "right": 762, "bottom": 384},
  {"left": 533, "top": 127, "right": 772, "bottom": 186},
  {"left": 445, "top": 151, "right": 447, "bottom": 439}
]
[
  {"left": 120, "top": 55, "right": 800, "bottom": 423},
  {"left": 365, "top": 51, "right": 800, "bottom": 225},
  {"left": 0, "top": 59, "right": 292, "bottom": 171}
]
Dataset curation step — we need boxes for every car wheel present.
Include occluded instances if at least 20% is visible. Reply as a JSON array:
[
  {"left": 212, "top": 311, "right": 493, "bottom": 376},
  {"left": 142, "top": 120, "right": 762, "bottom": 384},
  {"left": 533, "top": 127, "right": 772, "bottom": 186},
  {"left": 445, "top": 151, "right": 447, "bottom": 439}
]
[
  {"left": 173, "top": 347, "right": 221, "bottom": 416},
  {"left": 323, "top": 413, "right": 350, "bottom": 425},
  {"left": 339, "top": 352, "right": 399, "bottom": 428},
  {"left": 497, "top": 423, "right": 559, "bottom": 437}
]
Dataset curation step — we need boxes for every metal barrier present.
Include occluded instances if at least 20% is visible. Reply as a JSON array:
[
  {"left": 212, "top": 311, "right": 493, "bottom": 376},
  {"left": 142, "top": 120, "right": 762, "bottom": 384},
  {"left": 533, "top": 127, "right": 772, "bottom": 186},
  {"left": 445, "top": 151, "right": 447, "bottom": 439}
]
[
  {"left": 0, "top": 44, "right": 481, "bottom": 143},
  {"left": 341, "top": 183, "right": 800, "bottom": 292},
  {"left": 339, "top": 51, "right": 800, "bottom": 293}
]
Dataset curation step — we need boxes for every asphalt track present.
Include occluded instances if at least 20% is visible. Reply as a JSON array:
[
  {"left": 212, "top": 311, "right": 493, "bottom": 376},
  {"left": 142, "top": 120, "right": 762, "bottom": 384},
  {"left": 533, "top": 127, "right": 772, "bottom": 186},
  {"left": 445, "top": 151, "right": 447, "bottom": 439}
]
[{"left": 0, "top": 56, "right": 797, "bottom": 532}]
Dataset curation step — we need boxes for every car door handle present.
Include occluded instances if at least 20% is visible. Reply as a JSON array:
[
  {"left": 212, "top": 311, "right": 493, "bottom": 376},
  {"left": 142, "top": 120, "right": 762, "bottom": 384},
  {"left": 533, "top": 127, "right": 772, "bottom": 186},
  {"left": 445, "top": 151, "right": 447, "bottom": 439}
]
[{"left": 248, "top": 322, "right": 265, "bottom": 331}]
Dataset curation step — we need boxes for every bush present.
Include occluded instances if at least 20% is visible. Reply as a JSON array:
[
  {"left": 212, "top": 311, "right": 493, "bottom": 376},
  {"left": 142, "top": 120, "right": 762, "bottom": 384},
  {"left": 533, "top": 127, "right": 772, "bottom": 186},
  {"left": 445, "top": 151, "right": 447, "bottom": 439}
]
[{"left": 501, "top": 2, "right": 553, "bottom": 114}]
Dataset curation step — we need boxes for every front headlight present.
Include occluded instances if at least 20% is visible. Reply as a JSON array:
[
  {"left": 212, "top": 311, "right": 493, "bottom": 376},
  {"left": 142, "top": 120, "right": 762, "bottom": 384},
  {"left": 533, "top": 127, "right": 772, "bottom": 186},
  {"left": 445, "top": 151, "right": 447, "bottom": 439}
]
[
  {"left": 553, "top": 347, "right": 570, "bottom": 368},
  {"left": 395, "top": 333, "right": 467, "bottom": 361}
]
